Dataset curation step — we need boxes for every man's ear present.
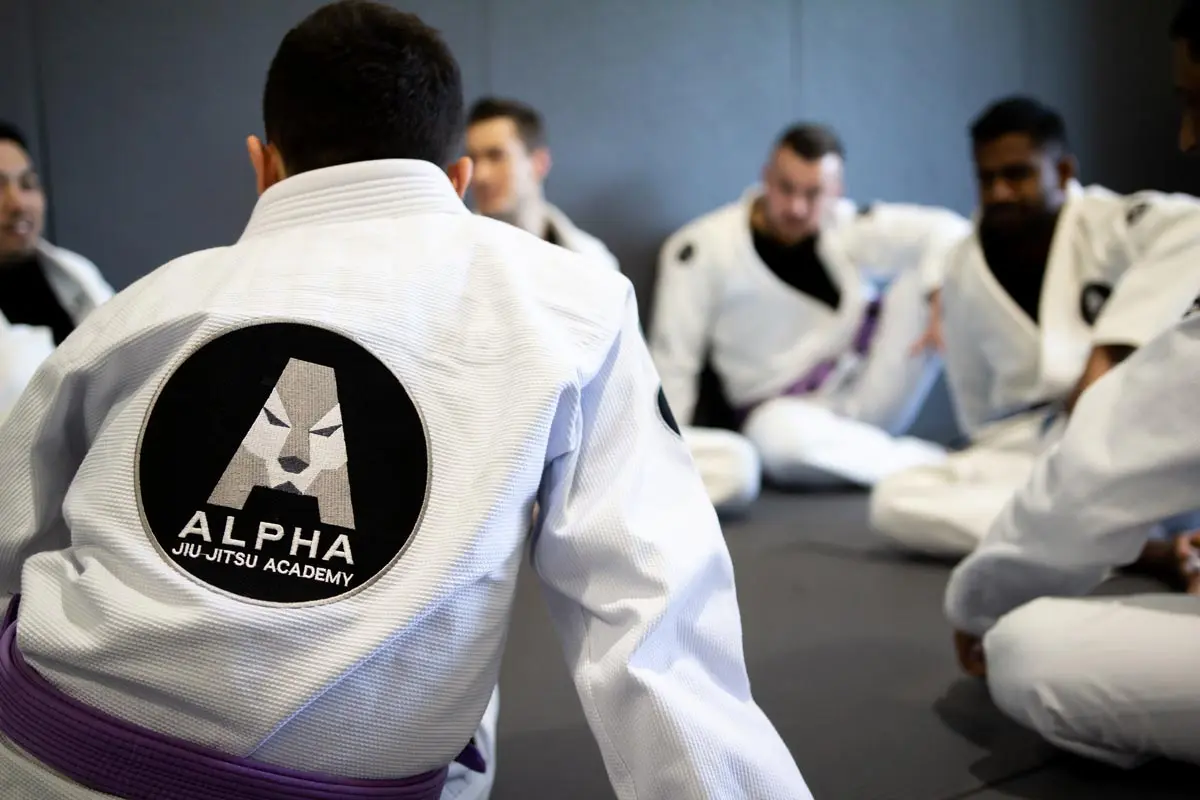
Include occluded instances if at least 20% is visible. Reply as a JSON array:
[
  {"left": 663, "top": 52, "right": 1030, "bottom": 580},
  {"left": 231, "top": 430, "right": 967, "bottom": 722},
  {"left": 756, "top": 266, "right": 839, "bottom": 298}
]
[
  {"left": 247, "top": 136, "right": 286, "bottom": 195},
  {"left": 1056, "top": 153, "right": 1078, "bottom": 191},
  {"left": 530, "top": 146, "right": 553, "bottom": 182},
  {"left": 447, "top": 156, "right": 473, "bottom": 199}
]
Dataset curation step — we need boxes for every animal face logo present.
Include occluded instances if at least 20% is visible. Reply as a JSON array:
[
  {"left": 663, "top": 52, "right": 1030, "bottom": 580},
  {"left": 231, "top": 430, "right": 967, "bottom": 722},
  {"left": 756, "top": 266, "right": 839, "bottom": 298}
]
[{"left": 208, "top": 358, "right": 356, "bottom": 529}]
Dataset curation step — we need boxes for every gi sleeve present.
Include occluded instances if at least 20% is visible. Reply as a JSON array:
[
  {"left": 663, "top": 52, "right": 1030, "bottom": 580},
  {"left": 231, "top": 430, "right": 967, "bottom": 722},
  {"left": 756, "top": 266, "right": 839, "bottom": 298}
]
[
  {"left": 945, "top": 314, "right": 1200, "bottom": 637},
  {"left": 647, "top": 233, "right": 716, "bottom": 425},
  {"left": 938, "top": 259, "right": 994, "bottom": 438},
  {"left": 533, "top": 290, "right": 812, "bottom": 800},
  {"left": 844, "top": 202, "right": 972, "bottom": 293},
  {"left": 1092, "top": 192, "right": 1200, "bottom": 348},
  {"left": 0, "top": 344, "right": 91, "bottom": 602}
]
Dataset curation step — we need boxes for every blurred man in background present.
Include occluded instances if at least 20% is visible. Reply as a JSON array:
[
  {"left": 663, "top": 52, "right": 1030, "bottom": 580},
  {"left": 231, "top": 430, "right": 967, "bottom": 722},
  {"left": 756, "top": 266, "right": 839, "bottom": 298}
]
[
  {"left": 0, "top": 121, "right": 111, "bottom": 420},
  {"left": 942, "top": 2, "right": 1200, "bottom": 770},
  {"left": 872, "top": 96, "right": 1200, "bottom": 566},
  {"left": 466, "top": 98, "right": 619, "bottom": 270},
  {"left": 650, "top": 123, "right": 969, "bottom": 510}
]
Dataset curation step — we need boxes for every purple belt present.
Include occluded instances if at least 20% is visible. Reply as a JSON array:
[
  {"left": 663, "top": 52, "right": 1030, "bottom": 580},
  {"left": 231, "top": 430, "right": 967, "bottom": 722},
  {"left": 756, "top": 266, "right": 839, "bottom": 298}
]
[
  {"left": 0, "top": 596, "right": 485, "bottom": 799},
  {"left": 736, "top": 298, "right": 883, "bottom": 426}
]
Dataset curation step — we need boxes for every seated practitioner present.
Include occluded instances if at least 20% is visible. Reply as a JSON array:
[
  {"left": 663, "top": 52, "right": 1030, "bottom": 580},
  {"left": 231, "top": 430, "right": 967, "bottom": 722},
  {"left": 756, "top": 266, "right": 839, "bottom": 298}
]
[
  {"left": 0, "top": 3, "right": 813, "bottom": 799},
  {"left": 945, "top": 6, "right": 1200, "bottom": 769},
  {"left": 465, "top": 97, "right": 619, "bottom": 269},
  {"left": 0, "top": 121, "right": 111, "bottom": 419},
  {"left": 649, "top": 123, "right": 970, "bottom": 499},
  {"left": 871, "top": 96, "right": 1200, "bottom": 558},
  {"left": 945, "top": 310, "right": 1200, "bottom": 769}
]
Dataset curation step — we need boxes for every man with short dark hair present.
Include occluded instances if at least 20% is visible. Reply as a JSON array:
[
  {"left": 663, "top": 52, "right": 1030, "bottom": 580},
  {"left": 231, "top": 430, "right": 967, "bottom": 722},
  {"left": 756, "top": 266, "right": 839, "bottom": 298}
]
[
  {"left": 465, "top": 97, "right": 618, "bottom": 269},
  {"left": 0, "top": 121, "right": 111, "bottom": 419},
  {"left": 0, "top": 3, "right": 811, "bottom": 799},
  {"left": 940, "top": 3, "right": 1200, "bottom": 767},
  {"left": 871, "top": 94, "right": 1200, "bottom": 559},
  {"left": 650, "top": 122, "right": 969, "bottom": 509}
]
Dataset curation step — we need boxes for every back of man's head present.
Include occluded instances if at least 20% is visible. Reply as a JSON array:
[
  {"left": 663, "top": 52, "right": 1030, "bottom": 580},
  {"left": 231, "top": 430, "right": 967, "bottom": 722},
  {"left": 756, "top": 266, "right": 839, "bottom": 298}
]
[
  {"left": 970, "top": 96, "right": 1069, "bottom": 154},
  {"left": 467, "top": 98, "right": 547, "bottom": 152},
  {"left": 262, "top": 0, "right": 464, "bottom": 175}
]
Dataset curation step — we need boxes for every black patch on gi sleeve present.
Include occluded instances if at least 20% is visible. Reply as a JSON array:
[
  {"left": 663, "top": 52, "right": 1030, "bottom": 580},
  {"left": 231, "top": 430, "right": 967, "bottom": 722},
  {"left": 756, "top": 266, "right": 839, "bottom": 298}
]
[
  {"left": 1126, "top": 201, "right": 1150, "bottom": 226},
  {"left": 1079, "top": 282, "right": 1113, "bottom": 325},
  {"left": 656, "top": 386, "right": 681, "bottom": 436},
  {"left": 676, "top": 242, "right": 695, "bottom": 264}
]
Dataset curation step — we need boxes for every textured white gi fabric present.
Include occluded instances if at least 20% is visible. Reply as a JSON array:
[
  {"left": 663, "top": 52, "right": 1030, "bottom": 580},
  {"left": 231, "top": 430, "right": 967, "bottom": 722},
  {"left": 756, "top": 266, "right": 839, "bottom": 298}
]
[
  {"left": 0, "top": 240, "right": 112, "bottom": 421},
  {"left": 0, "top": 160, "right": 810, "bottom": 800},
  {"left": 650, "top": 188, "right": 968, "bottom": 488},
  {"left": 872, "top": 185, "right": 1200, "bottom": 555},
  {"left": 944, "top": 313, "right": 1200, "bottom": 767},
  {"left": 543, "top": 202, "right": 620, "bottom": 271}
]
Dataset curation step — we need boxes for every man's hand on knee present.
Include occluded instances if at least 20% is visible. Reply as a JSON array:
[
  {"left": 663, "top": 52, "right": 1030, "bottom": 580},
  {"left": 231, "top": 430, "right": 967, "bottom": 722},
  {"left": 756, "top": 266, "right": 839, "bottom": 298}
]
[
  {"left": 1175, "top": 531, "right": 1200, "bottom": 595},
  {"left": 953, "top": 630, "right": 987, "bottom": 678}
]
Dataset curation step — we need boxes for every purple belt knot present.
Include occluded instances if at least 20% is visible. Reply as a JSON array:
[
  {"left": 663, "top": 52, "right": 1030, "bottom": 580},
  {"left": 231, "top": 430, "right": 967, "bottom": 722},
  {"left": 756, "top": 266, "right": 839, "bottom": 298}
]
[{"left": 0, "top": 595, "right": 485, "bottom": 799}]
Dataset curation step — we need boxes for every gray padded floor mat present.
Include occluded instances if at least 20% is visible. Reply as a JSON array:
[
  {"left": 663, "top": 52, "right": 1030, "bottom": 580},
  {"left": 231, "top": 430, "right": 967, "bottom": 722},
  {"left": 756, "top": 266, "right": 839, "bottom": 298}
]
[{"left": 491, "top": 492, "right": 1198, "bottom": 799}]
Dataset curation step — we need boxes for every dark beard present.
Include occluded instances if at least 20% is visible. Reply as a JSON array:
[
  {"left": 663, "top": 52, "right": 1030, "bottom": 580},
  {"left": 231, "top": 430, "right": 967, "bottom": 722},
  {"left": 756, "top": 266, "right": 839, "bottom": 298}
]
[{"left": 979, "top": 208, "right": 1060, "bottom": 268}]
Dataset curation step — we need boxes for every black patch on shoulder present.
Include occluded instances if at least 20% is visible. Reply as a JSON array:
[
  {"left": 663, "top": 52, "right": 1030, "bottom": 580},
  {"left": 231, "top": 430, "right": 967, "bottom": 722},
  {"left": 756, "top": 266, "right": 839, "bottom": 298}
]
[
  {"left": 1186, "top": 293, "right": 1200, "bottom": 320},
  {"left": 858, "top": 202, "right": 876, "bottom": 217},
  {"left": 657, "top": 386, "right": 681, "bottom": 436},
  {"left": 676, "top": 243, "right": 695, "bottom": 263},
  {"left": 1079, "top": 282, "right": 1113, "bottom": 326},
  {"left": 1126, "top": 201, "right": 1150, "bottom": 226},
  {"left": 137, "top": 322, "right": 428, "bottom": 606}
]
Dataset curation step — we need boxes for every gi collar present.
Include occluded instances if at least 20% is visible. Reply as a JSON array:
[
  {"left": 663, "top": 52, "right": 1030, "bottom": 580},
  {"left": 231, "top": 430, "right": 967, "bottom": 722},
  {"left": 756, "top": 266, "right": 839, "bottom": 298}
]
[{"left": 239, "top": 159, "right": 469, "bottom": 240}]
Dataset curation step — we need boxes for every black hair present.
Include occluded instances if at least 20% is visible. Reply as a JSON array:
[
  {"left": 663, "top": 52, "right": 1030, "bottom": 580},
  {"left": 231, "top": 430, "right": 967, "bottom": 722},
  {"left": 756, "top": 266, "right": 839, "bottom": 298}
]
[
  {"left": 1171, "top": 0, "right": 1200, "bottom": 59},
  {"left": 970, "top": 96, "right": 1069, "bottom": 153},
  {"left": 0, "top": 121, "right": 30, "bottom": 153},
  {"left": 775, "top": 123, "right": 845, "bottom": 161},
  {"left": 467, "top": 97, "right": 547, "bottom": 151},
  {"left": 262, "top": 0, "right": 464, "bottom": 174}
]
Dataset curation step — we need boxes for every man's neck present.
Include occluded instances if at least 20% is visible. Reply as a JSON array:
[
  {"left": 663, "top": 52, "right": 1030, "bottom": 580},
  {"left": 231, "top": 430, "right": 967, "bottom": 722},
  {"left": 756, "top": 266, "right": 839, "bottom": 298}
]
[
  {"left": 493, "top": 198, "right": 549, "bottom": 239},
  {"left": 0, "top": 248, "right": 38, "bottom": 267}
]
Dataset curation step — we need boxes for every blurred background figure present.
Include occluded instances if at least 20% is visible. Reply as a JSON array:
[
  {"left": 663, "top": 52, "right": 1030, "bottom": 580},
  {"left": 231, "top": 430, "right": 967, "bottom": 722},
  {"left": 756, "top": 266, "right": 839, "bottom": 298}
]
[
  {"left": 0, "top": 120, "right": 111, "bottom": 420},
  {"left": 466, "top": 97, "right": 619, "bottom": 270}
]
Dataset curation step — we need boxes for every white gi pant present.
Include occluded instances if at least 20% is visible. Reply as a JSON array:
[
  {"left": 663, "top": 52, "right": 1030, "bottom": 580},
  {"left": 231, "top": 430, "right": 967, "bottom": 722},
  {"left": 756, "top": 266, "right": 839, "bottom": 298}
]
[
  {"left": 871, "top": 411, "right": 1057, "bottom": 557},
  {"left": 0, "top": 686, "right": 502, "bottom": 800},
  {"left": 984, "top": 593, "right": 1200, "bottom": 768},
  {"left": 680, "top": 426, "right": 762, "bottom": 514},
  {"left": 741, "top": 268, "right": 947, "bottom": 488}
]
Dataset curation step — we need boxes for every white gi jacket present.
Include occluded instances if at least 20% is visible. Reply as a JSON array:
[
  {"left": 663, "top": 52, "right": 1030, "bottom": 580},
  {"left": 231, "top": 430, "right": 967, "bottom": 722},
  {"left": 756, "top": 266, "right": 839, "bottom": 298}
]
[
  {"left": 0, "top": 240, "right": 112, "bottom": 419},
  {"left": 0, "top": 160, "right": 810, "bottom": 799},
  {"left": 941, "top": 184, "right": 1200, "bottom": 439},
  {"left": 649, "top": 188, "right": 970, "bottom": 423},
  {"left": 945, "top": 310, "right": 1200, "bottom": 636}
]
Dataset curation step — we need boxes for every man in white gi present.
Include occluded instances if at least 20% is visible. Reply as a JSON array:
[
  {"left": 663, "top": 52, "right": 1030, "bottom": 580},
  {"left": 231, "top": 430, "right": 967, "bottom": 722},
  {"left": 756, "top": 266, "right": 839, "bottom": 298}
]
[
  {"left": 465, "top": 97, "right": 619, "bottom": 270},
  {"left": 0, "top": 3, "right": 812, "bottom": 799},
  {"left": 943, "top": 5, "right": 1200, "bottom": 768},
  {"left": 871, "top": 96, "right": 1200, "bottom": 559},
  {"left": 0, "top": 121, "right": 111, "bottom": 420},
  {"left": 650, "top": 123, "right": 970, "bottom": 503}
]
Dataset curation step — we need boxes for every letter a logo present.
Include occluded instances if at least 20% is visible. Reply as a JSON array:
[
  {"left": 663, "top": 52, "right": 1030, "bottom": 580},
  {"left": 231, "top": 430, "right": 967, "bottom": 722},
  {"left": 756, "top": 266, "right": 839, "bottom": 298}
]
[{"left": 208, "top": 358, "right": 356, "bottom": 529}]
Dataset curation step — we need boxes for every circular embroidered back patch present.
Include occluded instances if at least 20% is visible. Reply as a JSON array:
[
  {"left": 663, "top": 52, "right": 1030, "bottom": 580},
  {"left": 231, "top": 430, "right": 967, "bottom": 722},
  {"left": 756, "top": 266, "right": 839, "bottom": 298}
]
[{"left": 136, "top": 322, "right": 428, "bottom": 605}]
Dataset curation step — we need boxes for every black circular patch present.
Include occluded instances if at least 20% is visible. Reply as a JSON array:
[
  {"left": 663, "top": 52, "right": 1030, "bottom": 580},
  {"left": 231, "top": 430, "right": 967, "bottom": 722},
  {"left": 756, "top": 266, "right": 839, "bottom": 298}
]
[
  {"left": 657, "top": 386, "right": 681, "bottom": 436},
  {"left": 1125, "top": 201, "right": 1150, "bottom": 226},
  {"left": 136, "top": 322, "right": 428, "bottom": 605},
  {"left": 677, "top": 243, "right": 695, "bottom": 263},
  {"left": 1079, "top": 282, "right": 1112, "bottom": 326}
]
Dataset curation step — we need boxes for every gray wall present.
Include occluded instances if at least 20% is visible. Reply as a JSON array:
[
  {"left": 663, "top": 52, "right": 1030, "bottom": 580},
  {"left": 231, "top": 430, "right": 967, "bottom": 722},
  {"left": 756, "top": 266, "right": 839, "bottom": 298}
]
[{"left": 3, "top": 0, "right": 1194, "bottom": 313}]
